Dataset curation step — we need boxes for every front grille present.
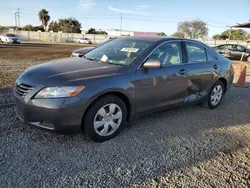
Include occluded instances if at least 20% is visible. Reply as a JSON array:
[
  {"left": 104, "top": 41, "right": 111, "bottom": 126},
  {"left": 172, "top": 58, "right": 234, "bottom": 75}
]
[{"left": 15, "top": 83, "right": 34, "bottom": 97}]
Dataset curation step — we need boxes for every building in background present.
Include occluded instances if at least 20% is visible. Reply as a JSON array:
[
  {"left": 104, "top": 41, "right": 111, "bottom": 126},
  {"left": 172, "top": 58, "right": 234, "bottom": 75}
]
[
  {"left": 133, "top": 31, "right": 158, "bottom": 36},
  {"left": 105, "top": 29, "right": 157, "bottom": 37},
  {"left": 80, "top": 29, "right": 158, "bottom": 37}
]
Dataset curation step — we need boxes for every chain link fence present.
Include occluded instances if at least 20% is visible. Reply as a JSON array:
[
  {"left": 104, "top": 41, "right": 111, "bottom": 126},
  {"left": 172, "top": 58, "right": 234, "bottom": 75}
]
[
  {"left": 7, "top": 30, "right": 110, "bottom": 44},
  {"left": 3, "top": 30, "right": 249, "bottom": 47}
]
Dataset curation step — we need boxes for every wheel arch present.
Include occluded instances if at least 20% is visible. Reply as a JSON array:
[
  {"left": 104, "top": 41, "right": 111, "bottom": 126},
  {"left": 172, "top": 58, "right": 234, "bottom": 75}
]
[
  {"left": 81, "top": 90, "right": 133, "bottom": 131},
  {"left": 218, "top": 77, "right": 227, "bottom": 92}
]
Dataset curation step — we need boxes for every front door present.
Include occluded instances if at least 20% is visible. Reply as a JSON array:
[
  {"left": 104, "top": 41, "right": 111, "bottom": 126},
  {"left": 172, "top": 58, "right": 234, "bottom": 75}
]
[{"left": 135, "top": 41, "right": 189, "bottom": 113}]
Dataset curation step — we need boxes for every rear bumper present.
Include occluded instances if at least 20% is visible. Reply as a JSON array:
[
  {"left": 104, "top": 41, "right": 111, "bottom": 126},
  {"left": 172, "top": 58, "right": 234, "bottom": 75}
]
[{"left": 14, "top": 93, "right": 87, "bottom": 133}]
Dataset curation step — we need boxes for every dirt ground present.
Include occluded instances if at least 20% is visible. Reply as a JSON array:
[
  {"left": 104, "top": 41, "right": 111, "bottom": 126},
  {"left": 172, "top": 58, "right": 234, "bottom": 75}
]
[
  {"left": 0, "top": 43, "right": 91, "bottom": 61},
  {"left": 0, "top": 43, "right": 91, "bottom": 88}
]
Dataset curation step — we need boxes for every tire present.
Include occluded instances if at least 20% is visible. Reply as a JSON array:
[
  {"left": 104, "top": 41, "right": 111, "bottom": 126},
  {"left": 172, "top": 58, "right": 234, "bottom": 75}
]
[
  {"left": 202, "top": 80, "right": 225, "bottom": 109},
  {"left": 83, "top": 95, "right": 127, "bottom": 142},
  {"left": 247, "top": 56, "right": 250, "bottom": 63}
]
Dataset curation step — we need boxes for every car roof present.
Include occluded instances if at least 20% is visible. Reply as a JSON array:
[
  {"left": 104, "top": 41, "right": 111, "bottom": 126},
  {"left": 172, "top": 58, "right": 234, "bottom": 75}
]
[
  {"left": 119, "top": 36, "right": 209, "bottom": 44},
  {"left": 120, "top": 36, "right": 185, "bottom": 42}
]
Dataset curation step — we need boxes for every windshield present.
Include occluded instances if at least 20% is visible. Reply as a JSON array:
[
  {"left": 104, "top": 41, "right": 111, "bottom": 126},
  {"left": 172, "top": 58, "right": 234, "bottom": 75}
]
[{"left": 84, "top": 38, "right": 153, "bottom": 66}]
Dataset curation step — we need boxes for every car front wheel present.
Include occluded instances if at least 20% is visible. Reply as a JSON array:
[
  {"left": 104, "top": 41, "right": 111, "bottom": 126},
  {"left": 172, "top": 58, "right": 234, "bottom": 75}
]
[
  {"left": 203, "top": 80, "right": 225, "bottom": 109},
  {"left": 83, "top": 95, "right": 127, "bottom": 142}
]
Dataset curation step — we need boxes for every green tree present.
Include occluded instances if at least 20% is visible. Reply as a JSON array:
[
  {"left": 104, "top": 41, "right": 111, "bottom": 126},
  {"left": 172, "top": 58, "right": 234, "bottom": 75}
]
[
  {"left": 213, "top": 29, "right": 250, "bottom": 40},
  {"left": 22, "top": 25, "right": 44, "bottom": 31},
  {"left": 38, "top": 9, "right": 50, "bottom": 31},
  {"left": 87, "top": 28, "right": 96, "bottom": 34},
  {"left": 221, "top": 29, "right": 249, "bottom": 40},
  {"left": 177, "top": 20, "right": 208, "bottom": 39},
  {"left": 86, "top": 28, "right": 108, "bottom": 35},
  {"left": 212, "top": 34, "right": 220, "bottom": 40},
  {"left": 48, "top": 21, "right": 59, "bottom": 32},
  {"left": 172, "top": 32, "right": 185, "bottom": 38},
  {"left": 23, "top": 25, "right": 33, "bottom": 31},
  {"left": 157, "top": 32, "right": 167, "bottom": 36},
  {"left": 57, "top": 18, "right": 81, "bottom": 33},
  {"left": 97, "top": 30, "right": 108, "bottom": 35}
]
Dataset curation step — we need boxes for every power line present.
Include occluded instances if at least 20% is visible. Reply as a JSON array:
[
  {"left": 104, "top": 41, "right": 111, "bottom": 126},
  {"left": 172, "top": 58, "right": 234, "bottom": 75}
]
[
  {"left": 123, "top": 17, "right": 180, "bottom": 23},
  {"left": 76, "top": 13, "right": 229, "bottom": 28}
]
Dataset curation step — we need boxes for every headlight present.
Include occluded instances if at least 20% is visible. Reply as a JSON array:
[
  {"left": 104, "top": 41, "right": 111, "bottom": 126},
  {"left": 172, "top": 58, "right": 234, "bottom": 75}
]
[
  {"left": 35, "top": 86, "right": 85, "bottom": 98},
  {"left": 71, "top": 52, "right": 80, "bottom": 57}
]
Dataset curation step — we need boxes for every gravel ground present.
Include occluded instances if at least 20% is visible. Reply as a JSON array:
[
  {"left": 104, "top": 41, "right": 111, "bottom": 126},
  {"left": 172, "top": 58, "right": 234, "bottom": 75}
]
[
  {"left": 1, "top": 83, "right": 250, "bottom": 188},
  {"left": 1, "top": 52, "right": 250, "bottom": 187}
]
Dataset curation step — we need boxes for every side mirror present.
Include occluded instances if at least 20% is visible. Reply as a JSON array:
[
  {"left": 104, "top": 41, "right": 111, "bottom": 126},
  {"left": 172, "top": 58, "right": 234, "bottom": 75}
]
[{"left": 143, "top": 59, "right": 161, "bottom": 69}]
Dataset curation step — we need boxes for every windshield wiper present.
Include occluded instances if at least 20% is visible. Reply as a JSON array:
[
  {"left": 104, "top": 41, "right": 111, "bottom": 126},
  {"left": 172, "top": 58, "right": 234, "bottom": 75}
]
[
  {"left": 104, "top": 60, "right": 126, "bottom": 66},
  {"left": 83, "top": 55, "right": 99, "bottom": 62}
]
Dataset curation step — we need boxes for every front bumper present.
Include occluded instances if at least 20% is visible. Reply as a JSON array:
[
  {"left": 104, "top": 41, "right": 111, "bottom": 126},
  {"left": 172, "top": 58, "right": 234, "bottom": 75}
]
[{"left": 13, "top": 90, "right": 87, "bottom": 133}]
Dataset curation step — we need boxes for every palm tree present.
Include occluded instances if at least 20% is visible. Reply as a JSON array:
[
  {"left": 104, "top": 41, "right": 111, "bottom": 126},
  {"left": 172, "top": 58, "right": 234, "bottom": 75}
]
[{"left": 38, "top": 9, "right": 50, "bottom": 31}]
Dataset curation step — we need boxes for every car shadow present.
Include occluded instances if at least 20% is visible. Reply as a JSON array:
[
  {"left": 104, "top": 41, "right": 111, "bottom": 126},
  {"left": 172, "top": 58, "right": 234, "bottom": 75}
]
[{"left": 1, "top": 85, "right": 250, "bottom": 187}]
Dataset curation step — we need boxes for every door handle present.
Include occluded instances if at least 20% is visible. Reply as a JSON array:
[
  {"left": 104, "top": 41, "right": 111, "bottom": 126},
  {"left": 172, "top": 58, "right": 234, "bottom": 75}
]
[
  {"left": 178, "top": 69, "right": 188, "bottom": 75},
  {"left": 213, "top": 64, "right": 219, "bottom": 69}
]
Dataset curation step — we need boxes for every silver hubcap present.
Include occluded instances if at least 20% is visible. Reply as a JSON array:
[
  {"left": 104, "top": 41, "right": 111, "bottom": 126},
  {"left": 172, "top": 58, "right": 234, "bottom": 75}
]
[
  {"left": 211, "top": 85, "right": 223, "bottom": 106},
  {"left": 94, "top": 103, "right": 122, "bottom": 136}
]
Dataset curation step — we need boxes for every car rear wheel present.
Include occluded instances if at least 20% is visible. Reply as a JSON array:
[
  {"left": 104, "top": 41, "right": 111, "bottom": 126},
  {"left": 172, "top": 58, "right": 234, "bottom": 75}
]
[
  {"left": 83, "top": 95, "right": 127, "bottom": 142},
  {"left": 203, "top": 80, "right": 225, "bottom": 109}
]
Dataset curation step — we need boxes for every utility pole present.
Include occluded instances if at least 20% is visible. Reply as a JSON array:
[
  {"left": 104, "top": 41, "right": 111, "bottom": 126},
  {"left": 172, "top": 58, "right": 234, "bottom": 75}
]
[
  {"left": 229, "top": 26, "right": 232, "bottom": 40},
  {"left": 226, "top": 25, "right": 232, "bottom": 40},
  {"left": 13, "top": 11, "right": 17, "bottom": 29},
  {"left": 120, "top": 13, "right": 122, "bottom": 36},
  {"left": 17, "top": 8, "right": 20, "bottom": 28}
]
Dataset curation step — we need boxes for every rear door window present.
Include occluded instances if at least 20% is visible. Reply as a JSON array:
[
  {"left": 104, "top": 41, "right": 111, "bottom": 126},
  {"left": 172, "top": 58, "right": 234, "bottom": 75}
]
[
  {"left": 236, "top": 45, "right": 245, "bottom": 52},
  {"left": 206, "top": 50, "right": 216, "bottom": 61},
  {"left": 185, "top": 42, "right": 207, "bottom": 63}
]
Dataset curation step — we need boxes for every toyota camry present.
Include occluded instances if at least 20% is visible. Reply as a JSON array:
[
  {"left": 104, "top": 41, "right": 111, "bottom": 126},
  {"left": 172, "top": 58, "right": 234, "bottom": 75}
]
[{"left": 13, "top": 36, "right": 234, "bottom": 142}]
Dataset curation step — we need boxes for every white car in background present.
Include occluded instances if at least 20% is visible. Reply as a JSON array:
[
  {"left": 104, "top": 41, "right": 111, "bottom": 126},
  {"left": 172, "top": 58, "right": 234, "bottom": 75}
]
[
  {"left": 77, "top": 38, "right": 92, "bottom": 44},
  {"left": 0, "top": 33, "right": 21, "bottom": 44}
]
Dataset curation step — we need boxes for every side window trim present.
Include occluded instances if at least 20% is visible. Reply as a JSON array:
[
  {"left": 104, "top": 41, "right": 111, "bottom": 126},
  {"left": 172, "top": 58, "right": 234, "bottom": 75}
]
[{"left": 138, "top": 40, "right": 184, "bottom": 69}]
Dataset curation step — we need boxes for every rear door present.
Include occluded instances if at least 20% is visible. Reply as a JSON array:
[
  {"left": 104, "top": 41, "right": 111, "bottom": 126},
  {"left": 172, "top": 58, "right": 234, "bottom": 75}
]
[
  {"left": 234, "top": 45, "right": 247, "bottom": 60},
  {"left": 182, "top": 41, "right": 218, "bottom": 102}
]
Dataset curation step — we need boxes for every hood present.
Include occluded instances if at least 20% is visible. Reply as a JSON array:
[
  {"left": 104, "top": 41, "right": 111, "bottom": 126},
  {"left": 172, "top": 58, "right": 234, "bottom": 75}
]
[{"left": 18, "top": 58, "right": 121, "bottom": 86}]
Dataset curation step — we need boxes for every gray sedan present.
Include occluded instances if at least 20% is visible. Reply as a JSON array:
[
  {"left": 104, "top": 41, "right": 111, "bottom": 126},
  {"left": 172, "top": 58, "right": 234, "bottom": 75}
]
[
  {"left": 213, "top": 44, "right": 250, "bottom": 62},
  {"left": 13, "top": 36, "right": 234, "bottom": 142}
]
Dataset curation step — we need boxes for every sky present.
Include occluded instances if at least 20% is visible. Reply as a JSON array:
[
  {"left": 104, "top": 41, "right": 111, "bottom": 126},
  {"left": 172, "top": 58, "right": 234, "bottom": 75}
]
[{"left": 0, "top": 0, "right": 249, "bottom": 37}]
